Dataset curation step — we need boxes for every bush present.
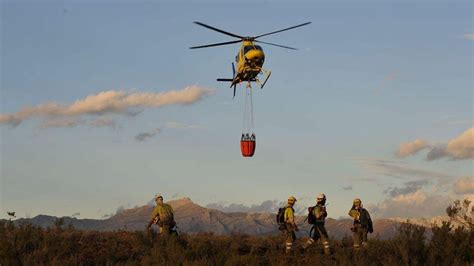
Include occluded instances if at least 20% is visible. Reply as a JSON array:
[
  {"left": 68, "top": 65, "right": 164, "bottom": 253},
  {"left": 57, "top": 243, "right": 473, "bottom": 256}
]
[{"left": 0, "top": 221, "right": 472, "bottom": 265}]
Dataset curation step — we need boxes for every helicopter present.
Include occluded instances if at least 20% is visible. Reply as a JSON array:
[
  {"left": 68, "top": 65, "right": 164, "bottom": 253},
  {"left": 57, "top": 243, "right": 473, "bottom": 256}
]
[{"left": 190, "top": 21, "right": 311, "bottom": 97}]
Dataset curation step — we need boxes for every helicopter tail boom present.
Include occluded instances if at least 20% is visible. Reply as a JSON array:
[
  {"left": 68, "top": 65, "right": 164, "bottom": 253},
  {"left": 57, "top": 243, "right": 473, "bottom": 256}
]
[{"left": 216, "top": 78, "right": 238, "bottom": 98}]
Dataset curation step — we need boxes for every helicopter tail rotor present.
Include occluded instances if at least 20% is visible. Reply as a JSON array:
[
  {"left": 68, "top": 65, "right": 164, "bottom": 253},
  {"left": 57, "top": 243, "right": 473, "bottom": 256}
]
[{"left": 217, "top": 62, "right": 238, "bottom": 98}]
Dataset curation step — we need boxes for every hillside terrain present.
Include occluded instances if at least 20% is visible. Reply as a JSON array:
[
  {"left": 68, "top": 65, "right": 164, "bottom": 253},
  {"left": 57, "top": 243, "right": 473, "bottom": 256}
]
[{"left": 6, "top": 198, "right": 406, "bottom": 239}]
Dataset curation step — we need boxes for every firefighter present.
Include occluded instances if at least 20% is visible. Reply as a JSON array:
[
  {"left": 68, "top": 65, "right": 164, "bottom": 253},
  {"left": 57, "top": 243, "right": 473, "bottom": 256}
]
[
  {"left": 147, "top": 194, "right": 176, "bottom": 235},
  {"left": 348, "top": 198, "right": 373, "bottom": 250},
  {"left": 303, "top": 194, "right": 330, "bottom": 255},
  {"left": 283, "top": 196, "right": 298, "bottom": 253}
]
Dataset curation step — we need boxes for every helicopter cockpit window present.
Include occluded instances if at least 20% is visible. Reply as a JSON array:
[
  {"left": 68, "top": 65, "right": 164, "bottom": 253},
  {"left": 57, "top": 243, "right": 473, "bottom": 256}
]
[
  {"left": 254, "top": 45, "right": 263, "bottom": 51},
  {"left": 243, "top": 45, "right": 254, "bottom": 54}
]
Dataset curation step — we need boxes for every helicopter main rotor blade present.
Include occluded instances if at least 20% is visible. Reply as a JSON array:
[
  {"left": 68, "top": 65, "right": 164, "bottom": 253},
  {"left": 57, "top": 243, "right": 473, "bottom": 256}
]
[
  {"left": 255, "top": 40, "right": 298, "bottom": 50},
  {"left": 193, "top": 22, "right": 244, "bottom": 39},
  {"left": 254, "top": 22, "right": 311, "bottom": 39},
  {"left": 189, "top": 39, "right": 242, "bottom": 49}
]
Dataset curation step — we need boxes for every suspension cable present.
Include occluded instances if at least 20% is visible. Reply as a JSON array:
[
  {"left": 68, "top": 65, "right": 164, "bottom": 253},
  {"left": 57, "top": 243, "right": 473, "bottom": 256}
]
[
  {"left": 249, "top": 87, "right": 254, "bottom": 134},
  {"left": 242, "top": 87, "right": 249, "bottom": 134}
]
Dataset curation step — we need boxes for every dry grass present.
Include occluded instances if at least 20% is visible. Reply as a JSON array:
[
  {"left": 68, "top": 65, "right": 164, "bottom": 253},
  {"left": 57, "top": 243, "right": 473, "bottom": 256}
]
[{"left": 1, "top": 220, "right": 472, "bottom": 265}]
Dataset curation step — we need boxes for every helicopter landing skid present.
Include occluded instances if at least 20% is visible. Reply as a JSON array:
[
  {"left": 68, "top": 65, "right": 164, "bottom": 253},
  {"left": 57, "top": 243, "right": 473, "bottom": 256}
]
[{"left": 255, "top": 69, "right": 271, "bottom": 89}]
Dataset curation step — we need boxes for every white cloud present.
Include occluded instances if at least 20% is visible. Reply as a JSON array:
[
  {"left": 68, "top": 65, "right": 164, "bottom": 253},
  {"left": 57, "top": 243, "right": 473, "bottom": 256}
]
[
  {"left": 392, "top": 190, "right": 427, "bottom": 205},
  {"left": 445, "top": 127, "right": 474, "bottom": 159},
  {"left": 397, "top": 139, "right": 428, "bottom": 158},
  {"left": 426, "top": 128, "right": 474, "bottom": 161},
  {"left": 369, "top": 189, "right": 451, "bottom": 218},
  {"left": 397, "top": 127, "right": 474, "bottom": 161},
  {"left": 0, "top": 86, "right": 215, "bottom": 127},
  {"left": 454, "top": 176, "right": 474, "bottom": 194},
  {"left": 370, "top": 174, "right": 473, "bottom": 218}
]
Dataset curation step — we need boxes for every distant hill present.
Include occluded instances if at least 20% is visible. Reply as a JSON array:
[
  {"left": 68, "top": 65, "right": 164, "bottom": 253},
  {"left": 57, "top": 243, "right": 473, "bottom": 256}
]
[{"left": 7, "top": 198, "right": 405, "bottom": 239}]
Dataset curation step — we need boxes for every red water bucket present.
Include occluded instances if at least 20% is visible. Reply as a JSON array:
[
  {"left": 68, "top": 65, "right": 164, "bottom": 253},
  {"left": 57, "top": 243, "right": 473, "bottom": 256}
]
[{"left": 241, "top": 139, "right": 256, "bottom": 157}]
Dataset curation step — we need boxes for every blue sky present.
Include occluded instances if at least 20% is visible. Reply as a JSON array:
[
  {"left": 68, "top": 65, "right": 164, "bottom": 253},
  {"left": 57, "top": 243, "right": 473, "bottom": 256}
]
[{"left": 1, "top": 0, "right": 473, "bottom": 220}]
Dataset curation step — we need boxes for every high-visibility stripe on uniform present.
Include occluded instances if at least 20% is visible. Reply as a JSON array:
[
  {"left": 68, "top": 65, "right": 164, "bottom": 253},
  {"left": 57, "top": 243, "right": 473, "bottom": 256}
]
[{"left": 323, "top": 241, "right": 330, "bottom": 249}]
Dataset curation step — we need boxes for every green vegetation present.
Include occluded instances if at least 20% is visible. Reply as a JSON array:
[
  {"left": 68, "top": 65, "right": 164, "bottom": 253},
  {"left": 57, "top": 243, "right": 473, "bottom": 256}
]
[{"left": 1, "top": 219, "right": 472, "bottom": 265}]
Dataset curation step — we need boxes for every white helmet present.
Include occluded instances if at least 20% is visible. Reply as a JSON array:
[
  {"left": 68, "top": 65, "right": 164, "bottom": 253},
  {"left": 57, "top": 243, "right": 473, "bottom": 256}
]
[
  {"left": 316, "top": 193, "right": 326, "bottom": 202},
  {"left": 155, "top": 194, "right": 163, "bottom": 200}
]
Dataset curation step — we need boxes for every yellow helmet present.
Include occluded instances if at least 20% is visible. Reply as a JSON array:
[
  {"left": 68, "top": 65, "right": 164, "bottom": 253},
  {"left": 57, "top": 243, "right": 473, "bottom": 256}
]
[
  {"left": 288, "top": 196, "right": 297, "bottom": 203},
  {"left": 353, "top": 198, "right": 362, "bottom": 205}
]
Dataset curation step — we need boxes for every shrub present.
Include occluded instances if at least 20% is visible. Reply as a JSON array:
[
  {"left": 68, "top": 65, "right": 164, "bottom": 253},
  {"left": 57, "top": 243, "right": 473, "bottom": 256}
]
[{"left": 0, "top": 221, "right": 472, "bottom": 265}]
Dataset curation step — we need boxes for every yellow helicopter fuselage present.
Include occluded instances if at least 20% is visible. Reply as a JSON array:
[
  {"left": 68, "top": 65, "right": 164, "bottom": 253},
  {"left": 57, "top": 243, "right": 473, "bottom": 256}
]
[{"left": 234, "top": 41, "right": 265, "bottom": 82}]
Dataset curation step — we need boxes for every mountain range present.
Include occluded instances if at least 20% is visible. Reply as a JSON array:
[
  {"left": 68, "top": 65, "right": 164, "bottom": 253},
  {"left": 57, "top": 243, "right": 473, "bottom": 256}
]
[{"left": 7, "top": 198, "right": 447, "bottom": 239}]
